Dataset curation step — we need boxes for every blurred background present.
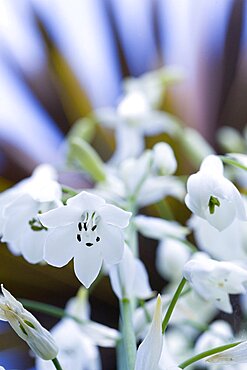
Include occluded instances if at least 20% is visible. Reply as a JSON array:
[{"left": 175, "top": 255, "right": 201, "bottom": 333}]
[{"left": 1, "top": 0, "right": 247, "bottom": 368}]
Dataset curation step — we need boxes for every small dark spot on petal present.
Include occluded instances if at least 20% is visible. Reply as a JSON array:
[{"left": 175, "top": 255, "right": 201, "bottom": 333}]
[
  {"left": 78, "top": 222, "right": 82, "bottom": 231},
  {"left": 92, "top": 225, "right": 97, "bottom": 231},
  {"left": 96, "top": 236, "right": 100, "bottom": 242},
  {"left": 86, "top": 242, "right": 93, "bottom": 247},
  {"left": 77, "top": 234, "right": 81, "bottom": 242},
  {"left": 83, "top": 222, "right": 88, "bottom": 231}
]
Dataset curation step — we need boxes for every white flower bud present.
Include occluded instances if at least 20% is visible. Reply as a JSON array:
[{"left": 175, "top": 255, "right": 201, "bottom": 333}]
[
  {"left": 152, "top": 142, "right": 177, "bottom": 175},
  {"left": 0, "top": 285, "right": 58, "bottom": 360}
]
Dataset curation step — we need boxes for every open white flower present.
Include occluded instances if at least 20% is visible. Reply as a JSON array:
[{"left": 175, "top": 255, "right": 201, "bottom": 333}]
[
  {"left": 0, "top": 285, "right": 58, "bottom": 360},
  {"left": 183, "top": 258, "right": 247, "bottom": 313},
  {"left": 135, "top": 295, "right": 163, "bottom": 370},
  {"left": 185, "top": 155, "right": 246, "bottom": 231},
  {"left": 1, "top": 164, "right": 62, "bottom": 263},
  {"left": 109, "top": 244, "right": 152, "bottom": 300},
  {"left": 39, "top": 191, "right": 131, "bottom": 288}
]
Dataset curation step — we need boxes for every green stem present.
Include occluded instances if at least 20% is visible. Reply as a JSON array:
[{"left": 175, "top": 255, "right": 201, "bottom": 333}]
[
  {"left": 61, "top": 186, "right": 78, "bottom": 196},
  {"left": 162, "top": 277, "right": 187, "bottom": 334},
  {"left": 179, "top": 341, "right": 241, "bottom": 369},
  {"left": 220, "top": 155, "right": 247, "bottom": 171},
  {"left": 120, "top": 298, "right": 137, "bottom": 370},
  {"left": 52, "top": 358, "right": 63, "bottom": 370},
  {"left": 21, "top": 299, "right": 83, "bottom": 324}
]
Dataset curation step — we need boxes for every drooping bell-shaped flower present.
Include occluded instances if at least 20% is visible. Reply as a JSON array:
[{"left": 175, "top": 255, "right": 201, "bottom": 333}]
[
  {"left": 183, "top": 257, "right": 247, "bottom": 313},
  {"left": 135, "top": 295, "right": 163, "bottom": 370},
  {"left": 39, "top": 191, "right": 131, "bottom": 288},
  {"left": 185, "top": 155, "right": 246, "bottom": 231},
  {"left": 0, "top": 285, "right": 58, "bottom": 360}
]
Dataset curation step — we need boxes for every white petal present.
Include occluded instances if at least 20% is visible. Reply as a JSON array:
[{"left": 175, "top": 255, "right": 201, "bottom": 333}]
[
  {"left": 200, "top": 155, "right": 224, "bottom": 174},
  {"left": 99, "top": 223, "right": 124, "bottom": 265},
  {"left": 20, "top": 229, "right": 47, "bottom": 264},
  {"left": 133, "top": 259, "right": 153, "bottom": 299},
  {"left": 39, "top": 206, "right": 80, "bottom": 228},
  {"left": 141, "top": 111, "right": 180, "bottom": 136},
  {"left": 135, "top": 295, "right": 163, "bottom": 370},
  {"left": 74, "top": 244, "right": 102, "bottom": 288},
  {"left": 81, "top": 321, "right": 120, "bottom": 347},
  {"left": 207, "top": 341, "right": 247, "bottom": 364},
  {"left": 109, "top": 245, "right": 136, "bottom": 299},
  {"left": 137, "top": 176, "right": 185, "bottom": 207},
  {"left": 67, "top": 191, "right": 105, "bottom": 210},
  {"left": 99, "top": 204, "right": 131, "bottom": 228},
  {"left": 111, "top": 125, "right": 144, "bottom": 164},
  {"left": 134, "top": 215, "right": 188, "bottom": 240},
  {"left": 44, "top": 225, "right": 76, "bottom": 267}
]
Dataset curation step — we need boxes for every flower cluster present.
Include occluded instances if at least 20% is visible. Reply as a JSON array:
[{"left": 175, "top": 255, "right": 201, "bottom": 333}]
[{"left": 1, "top": 67, "right": 247, "bottom": 370}]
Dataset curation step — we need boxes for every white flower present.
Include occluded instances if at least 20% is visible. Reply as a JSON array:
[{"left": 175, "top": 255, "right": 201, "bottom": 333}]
[
  {"left": 96, "top": 144, "right": 185, "bottom": 209},
  {"left": 1, "top": 164, "right": 62, "bottom": 263},
  {"left": 207, "top": 341, "right": 247, "bottom": 365},
  {"left": 109, "top": 244, "right": 152, "bottom": 300},
  {"left": 156, "top": 238, "right": 191, "bottom": 282},
  {"left": 185, "top": 155, "right": 246, "bottom": 231},
  {"left": 36, "top": 320, "right": 101, "bottom": 370},
  {"left": 135, "top": 295, "right": 163, "bottom": 370},
  {"left": 183, "top": 258, "right": 247, "bottom": 313},
  {"left": 39, "top": 191, "right": 131, "bottom": 288},
  {"left": 0, "top": 285, "right": 58, "bottom": 360}
]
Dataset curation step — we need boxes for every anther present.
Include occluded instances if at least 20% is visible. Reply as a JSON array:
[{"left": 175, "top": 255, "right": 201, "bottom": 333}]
[
  {"left": 78, "top": 222, "right": 82, "bottom": 231},
  {"left": 92, "top": 225, "right": 97, "bottom": 231},
  {"left": 96, "top": 237, "right": 100, "bottom": 242},
  {"left": 86, "top": 242, "right": 93, "bottom": 247},
  {"left": 77, "top": 234, "right": 81, "bottom": 242},
  {"left": 83, "top": 222, "right": 88, "bottom": 231}
]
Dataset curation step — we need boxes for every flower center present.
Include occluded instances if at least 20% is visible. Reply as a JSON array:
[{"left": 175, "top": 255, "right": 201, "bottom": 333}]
[
  {"left": 208, "top": 196, "right": 221, "bottom": 214},
  {"left": 76, "top": 211, "right": 101, "bottom": 248}
]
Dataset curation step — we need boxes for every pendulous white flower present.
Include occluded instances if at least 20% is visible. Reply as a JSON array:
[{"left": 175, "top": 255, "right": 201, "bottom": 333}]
[
  {"left": 188, "top": 214, "right": 247, "bottom": 262},
  {"left": 0, "top": 164, "right": 62, "bottom": 263},
  {"left": 185, "top": 155, "right": 246, "bottom": 231},
  {"left": 0, "top": 285, "right": 58, "bottom": 360},
  {"left": 207, "top": 341, "right": 247, "bottom": 365},
  {"left": 109, "top": 244, "right": 152, "bottom": 300},
  {"left": 152, "top": 142, "right": 177, "bottom": 175},
  {"left": 135, "top": 295, "right": 163, "bottom": 370},
  {"left": 183, "top": 257, "right": 247, "bottom": 313},
  {"left": 39, "top": 191, "right": 131, "bottom": 288}
]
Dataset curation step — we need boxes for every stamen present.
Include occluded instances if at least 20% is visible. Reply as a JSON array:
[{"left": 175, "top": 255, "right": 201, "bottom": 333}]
[
  {"left": 83, "top": 222, "right": 88, "bottom": 231},
  {"left": 86, "top": 242, "right": 93, "bottom": 247},
  {"left": 96, "top": 236, "right": 100, "bottom": 242},
  {"left": 77, "top": 234, "right": 81, "bottom": 242},
  {"left": 78, "top": 222, "right": 82, "bottom": 231},
  {"left": 92, "top": 225, "right": 97, "bottom": 231}
]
